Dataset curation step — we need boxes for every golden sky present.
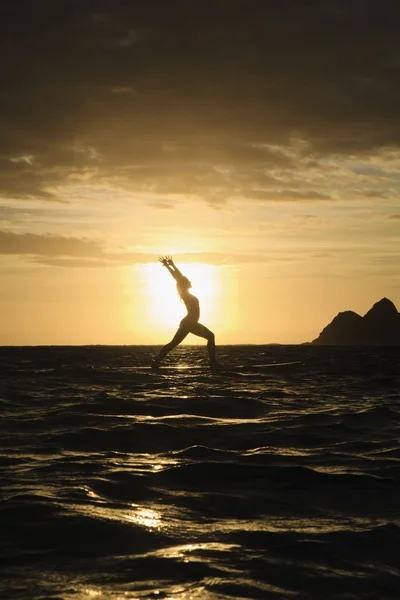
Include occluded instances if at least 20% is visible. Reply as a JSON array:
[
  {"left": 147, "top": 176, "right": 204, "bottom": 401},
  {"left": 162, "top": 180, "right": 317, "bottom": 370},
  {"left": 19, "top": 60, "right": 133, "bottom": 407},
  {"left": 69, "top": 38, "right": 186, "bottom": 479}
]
[{"left": 0, "top": 1, "right": 399, "bottom": 345}]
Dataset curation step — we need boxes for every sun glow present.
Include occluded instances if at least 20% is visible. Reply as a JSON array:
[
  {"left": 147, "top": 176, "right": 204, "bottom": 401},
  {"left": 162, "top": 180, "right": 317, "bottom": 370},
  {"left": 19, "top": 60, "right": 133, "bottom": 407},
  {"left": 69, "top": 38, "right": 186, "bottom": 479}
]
[{"left": 138, "top": 263, "right": 220, "bottom": 337}]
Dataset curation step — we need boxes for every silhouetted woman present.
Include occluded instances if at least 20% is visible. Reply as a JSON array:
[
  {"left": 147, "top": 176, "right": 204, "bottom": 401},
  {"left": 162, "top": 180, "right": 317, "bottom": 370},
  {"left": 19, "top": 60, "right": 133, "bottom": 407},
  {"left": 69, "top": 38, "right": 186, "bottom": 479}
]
[{"left": 152, "top": 256, "right": 220, "bottom": 369}]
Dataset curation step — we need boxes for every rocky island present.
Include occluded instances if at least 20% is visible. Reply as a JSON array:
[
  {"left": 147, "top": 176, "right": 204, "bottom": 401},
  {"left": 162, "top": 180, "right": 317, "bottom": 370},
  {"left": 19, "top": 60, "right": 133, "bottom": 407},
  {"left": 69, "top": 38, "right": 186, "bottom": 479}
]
[{"left": 312, "top": 298, "right": 400, "bottom": 345}]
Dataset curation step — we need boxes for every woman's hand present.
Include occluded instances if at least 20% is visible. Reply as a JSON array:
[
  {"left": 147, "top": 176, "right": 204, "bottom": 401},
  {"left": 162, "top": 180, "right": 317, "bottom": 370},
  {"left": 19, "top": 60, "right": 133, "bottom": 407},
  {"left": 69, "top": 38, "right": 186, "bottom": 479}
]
[
  {"left": 158, "top": 255, "right": 174, "bottom": 267},
  {"left": 158, "top": 256, "right": 169, "bottom": 267}
]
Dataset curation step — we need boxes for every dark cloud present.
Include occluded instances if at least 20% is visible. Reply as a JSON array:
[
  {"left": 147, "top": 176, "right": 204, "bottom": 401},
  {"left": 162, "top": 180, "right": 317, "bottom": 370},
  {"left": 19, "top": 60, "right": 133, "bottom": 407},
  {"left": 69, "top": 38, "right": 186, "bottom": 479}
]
[
  {"left": 0, "top": 229, "right": 159, "bottom": 266},
  {"left": 147, "top": 202, "right": 174, "bottom": 210},
  {"left": 1, "top": 0, "right": 400, "bottom": 202},
  {"left": 32, "top": 257, "right": 113, "bottom": 269},
  {"left": 0, "top": 230, "right": 103, "bottom": 257},
  {"left": 296, "top": 214, "right": 317, "bottom": 220},
  {"left": 0, "top": 159, "right": 60, "bottom": 199},
  {"left": 364, "top": 190, "right": 391, "bottom": 199},
  {"left": 243, "top": 189, "right": 331, "bottom": 201},
  {"left": 0, "top": 230, "right": 272, "bottom": 267},
  {"left": 35, "top": 252, "right": 273, "bottom": 268}
]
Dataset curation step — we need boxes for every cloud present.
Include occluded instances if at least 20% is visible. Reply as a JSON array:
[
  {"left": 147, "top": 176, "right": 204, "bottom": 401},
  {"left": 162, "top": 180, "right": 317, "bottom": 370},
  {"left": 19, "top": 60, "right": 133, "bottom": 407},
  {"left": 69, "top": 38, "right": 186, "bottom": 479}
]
[
  {"left": 32, "top": 257, "right": 113, "bottom": 269},
  {"left": 170, "top": 252, "right": 270, "bottom": 265},
  {"left": 0, "top": 230, "right": 103, "bottom": 257},
  {"left": 0, "top": 230, "right": 273, "bottom": 267},
  {"left": 242, "top": 189, "right": 331, "bottom": 202},
  {"left": 1, "top": 1, "right": 400, "bottom": 206},
  {"left": 147, "top": 202, "right": 174, "bottom": 210}
]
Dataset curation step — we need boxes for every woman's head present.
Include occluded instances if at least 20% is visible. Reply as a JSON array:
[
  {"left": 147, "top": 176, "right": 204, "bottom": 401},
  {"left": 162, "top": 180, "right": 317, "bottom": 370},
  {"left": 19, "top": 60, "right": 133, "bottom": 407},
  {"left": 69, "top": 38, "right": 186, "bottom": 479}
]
[{"left": 176, "top": 276, "right": 192, "bottom": 295}]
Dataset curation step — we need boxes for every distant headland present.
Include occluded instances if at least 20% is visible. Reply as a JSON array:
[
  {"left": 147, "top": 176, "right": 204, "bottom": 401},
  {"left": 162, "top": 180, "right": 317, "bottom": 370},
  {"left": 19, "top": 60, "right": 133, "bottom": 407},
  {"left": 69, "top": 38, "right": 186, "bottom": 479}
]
[{"left": 311, "top": 298, "right": 400, "bottom": 345}]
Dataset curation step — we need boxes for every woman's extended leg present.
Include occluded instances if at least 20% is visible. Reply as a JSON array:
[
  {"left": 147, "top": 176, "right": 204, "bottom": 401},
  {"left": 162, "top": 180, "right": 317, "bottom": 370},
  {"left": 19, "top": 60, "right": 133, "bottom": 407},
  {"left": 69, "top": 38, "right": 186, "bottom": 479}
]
[
  {"left": 189, "top": 323, "right": 220, "bottom": 368},
  {"left": 152, "top": 325, "right": 189, "bottom": 368}
]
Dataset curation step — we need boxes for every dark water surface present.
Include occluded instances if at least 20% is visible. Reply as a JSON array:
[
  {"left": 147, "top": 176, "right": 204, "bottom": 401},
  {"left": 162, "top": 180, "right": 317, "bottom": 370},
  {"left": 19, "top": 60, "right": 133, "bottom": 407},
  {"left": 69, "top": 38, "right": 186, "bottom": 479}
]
[{"left": 1, "top": 345, "right": 400, "bottom": 599}]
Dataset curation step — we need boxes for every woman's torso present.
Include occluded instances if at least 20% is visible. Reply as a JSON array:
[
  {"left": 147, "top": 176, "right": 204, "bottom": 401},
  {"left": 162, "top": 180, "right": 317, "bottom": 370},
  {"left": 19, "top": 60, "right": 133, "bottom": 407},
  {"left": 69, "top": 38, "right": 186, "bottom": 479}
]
[{"left": 181, "top": 292, "right": 200, "bottom": 322}]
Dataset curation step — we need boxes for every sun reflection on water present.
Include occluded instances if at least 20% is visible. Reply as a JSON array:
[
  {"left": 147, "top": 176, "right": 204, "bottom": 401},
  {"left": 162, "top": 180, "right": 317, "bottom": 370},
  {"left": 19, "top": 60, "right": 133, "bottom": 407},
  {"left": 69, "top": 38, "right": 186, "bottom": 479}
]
[
  {"left": 108, "top": 453, "right": 181, "bottom": 473},
  {"left": 152, "top": 541, "right": 241, "bottom": 562},
  {"left": 124, "top": 506, "right": 162, "bottom": 530}
]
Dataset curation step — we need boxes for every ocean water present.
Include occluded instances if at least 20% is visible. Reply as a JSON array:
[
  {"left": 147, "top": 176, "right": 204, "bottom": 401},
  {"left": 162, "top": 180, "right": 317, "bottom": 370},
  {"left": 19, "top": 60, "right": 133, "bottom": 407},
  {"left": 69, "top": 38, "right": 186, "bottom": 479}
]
[{"left": 1, "top": 345, "right": 400, "bottom": 600}]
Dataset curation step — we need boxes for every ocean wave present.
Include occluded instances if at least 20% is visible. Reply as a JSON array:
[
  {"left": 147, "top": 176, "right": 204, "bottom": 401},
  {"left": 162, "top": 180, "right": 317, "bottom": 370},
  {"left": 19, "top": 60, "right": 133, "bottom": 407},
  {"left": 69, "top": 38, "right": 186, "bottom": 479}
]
[{"left": 1, "top": 345, "right": 400, "bottom": 599}]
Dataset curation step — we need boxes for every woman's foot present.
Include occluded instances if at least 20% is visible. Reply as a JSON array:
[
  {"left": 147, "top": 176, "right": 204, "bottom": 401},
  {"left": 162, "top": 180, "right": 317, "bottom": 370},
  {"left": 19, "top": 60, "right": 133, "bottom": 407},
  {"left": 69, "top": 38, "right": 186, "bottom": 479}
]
[{"left": 210, "top": 361, "right": 223, "bottom": 371}]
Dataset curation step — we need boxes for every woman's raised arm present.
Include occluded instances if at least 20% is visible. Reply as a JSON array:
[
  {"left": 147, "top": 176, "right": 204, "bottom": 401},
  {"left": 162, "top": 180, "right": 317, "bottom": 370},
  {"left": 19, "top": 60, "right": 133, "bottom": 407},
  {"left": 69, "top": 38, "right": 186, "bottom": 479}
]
[{"left": 158, "top": 255, "right": 184, "bottom": 281}]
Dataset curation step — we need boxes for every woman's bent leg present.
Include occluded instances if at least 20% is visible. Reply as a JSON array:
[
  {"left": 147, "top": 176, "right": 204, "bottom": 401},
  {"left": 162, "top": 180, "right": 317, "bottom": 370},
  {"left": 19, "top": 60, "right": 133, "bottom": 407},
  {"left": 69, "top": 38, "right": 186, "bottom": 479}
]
[
  {"left": 152, "top": 326, "right": 189, "bottom": 368},
  {"left": 189, "top": 323, "right": 220, "bottom": 367}
]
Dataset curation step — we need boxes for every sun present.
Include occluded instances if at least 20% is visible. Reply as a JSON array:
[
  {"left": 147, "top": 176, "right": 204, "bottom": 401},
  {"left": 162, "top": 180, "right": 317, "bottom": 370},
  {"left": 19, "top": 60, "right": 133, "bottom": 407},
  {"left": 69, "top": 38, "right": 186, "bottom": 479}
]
[{"left": 138, "top": 262, "right": 220, "bottom": 334}]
